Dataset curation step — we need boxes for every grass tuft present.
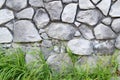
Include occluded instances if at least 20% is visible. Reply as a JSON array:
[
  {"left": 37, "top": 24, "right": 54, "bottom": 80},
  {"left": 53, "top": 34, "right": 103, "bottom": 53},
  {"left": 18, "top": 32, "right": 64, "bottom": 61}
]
[{"left": 0, "top": 48, "right": 119, "bottom": 80}]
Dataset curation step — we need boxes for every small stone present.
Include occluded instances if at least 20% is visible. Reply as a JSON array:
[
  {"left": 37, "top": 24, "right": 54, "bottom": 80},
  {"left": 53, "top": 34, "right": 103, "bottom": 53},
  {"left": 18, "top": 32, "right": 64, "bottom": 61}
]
[
  {"left": 91, "top": 0, "right": 101, "bottom": 4},
  {"left": 94, "top": 23, "right": 117, "bottom": 39},
  {"left": 115, "top": 35, "right": 120, "bottom": 49},
  {"left": 0, "top": 9, "right": 14, "bottom": 25},
  {"left": 111, "top": 18, "right": 120, "bottom": 33},
  {"left": 41, "top": 40, "right": 52, "bottom": 48},
  {"left": 6, "top": 0, "right": 27, "bottom": 11},
  {"left": 53, "top": 46, "right": 60, "bottom": 53},
  {"left": 0, "top": 0, "right": 5, "bottom": 8},
  {"left": 77, "top": 9, "right": 102, "bottom": 26},
  {"left": 109, "top": 0, "right": 120, "bottom": 17},
  {"left": 67, "top": 39, "right": 93, "bottom": 55},
  {"left": 93, "top": 40, "right": 115, "bottom": 55},
  {"left": 13, "top": 20, "right": 42, "bottom": 42},
  {"left": 0, "top": 27, "right": 13, "bottom": 43},
  {"left": 74, "top": 31, "right": 81, "bottom": 37},
  {"left": 79, "top": 25, "right": 94, "bottom": 40},
  {"left": 62, "top": 3, "right": 77, "bottom": 23},
  {"left": 29, "top": 0, "right": 44, "bottom": 7},
  {"left": 41, "top": 33, "right": 49, "bottom": 39},
  {"left": 45, "top": 1, "right": 63, "bottom": 20},
  {"left": 79, "top": 0, "right": 95, "bottom": 9},
  {"left": 16, "top": 7, "right": 34, "bottom": 19},
  {"left": 47, "top": 53, "right": 73, "bottom": 72},
  {"left": 33, "top": 8, "right": 50, "bottom": 29},
  {"left": 47, "top": 22, "right": 75, "bottom": 40},
  {"left": 5, "top": 20, "right": 14, "bottom": 31},
  {"left": 102, "top": 17, "right": 112, "bottom": 25},
  {"left": 39, "top": 29, "right": 45, "bottom": 34},
  {"left": 2, "top": 44, "right": 12, "bottom": 48},
  {"left": 97, "top": 0, "right": 111, "bottom": 16},
  {"left": 53, "top": 44, "right": 66, "bottom": 53},
  {"left": 74, "top": 21, "right": 81, "bottom": 27}
]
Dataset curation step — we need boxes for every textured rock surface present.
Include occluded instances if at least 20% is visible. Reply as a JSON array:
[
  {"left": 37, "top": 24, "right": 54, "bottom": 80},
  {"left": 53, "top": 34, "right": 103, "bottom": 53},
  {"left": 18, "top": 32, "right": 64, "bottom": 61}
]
[
  {"left": 16, "top": 7, "right": 34, "bottom": 19},
  {"left": 93, "top": 40, "right": 115, "bottom": 55},
  {"left": 77, "top": 10, "right": 102, "bottom": 26},
  {"left": 79, "top": 0, "right": 95, "bottom": 9},
  {"left": 62, "top": 3, "right": 77, "bottom": 23},
  {"left": 111, "top": 18, "right": 120, "bottom": 33},
  {"left": 13, "top": 20, "right": 42, "bottom": 42},
  {"left": 0, "top": 9, "right": 14, "bottom": 25},
  {"left": 25, "top": 53, "right": 39, "bottom": 64},
  {"left": 29, "top": 0, "right": 44, "bottom": 7},
  {"left": 0, "top": 27, "right": 13, "bottom": 43},
  {"left": 79, "top": 25, "right": 94, "bottom": 40},
  {"left": 75, "top": 56, "right": 98, "bottom": 72},
  {"left": 97, "top": 0, "right": 111, "bottom": 16},
  {"left": 33, "top": 8, "right": 50, "bottom": 29},
  {"left": 74, "top": 31, "right": 81, "bottom": 37},
  {"left": 94, "top": 23, "right": 116, "bottom": 39},
  {"left": 47, "top": 53, "right": 73, "bottom": 71},
  {"left": 115, "top": 35, "right": 120, "bottom": 49},
  {"left": 109, "top": 0, "right": 120, "bottom": 17},
  {"left": 5, "top": 21, "right": 14, "bottom": 31},
  {"left": 6, "top": 0, "right": 27, "bottom": 11},
  {"left": 47, "top": 23, "right": 75, "bottom": 40},
  {"left": 0, "top": 0, "right": 5, "bottom": 8},
  {"left": 67, "top": 39, "right": 93, "bottom": 55},
  {"left": 102, "top": 17, "right": 112, "bottom": 25},
  {"left": 45, "top": 1, "right": 63, "bottom": 20}
]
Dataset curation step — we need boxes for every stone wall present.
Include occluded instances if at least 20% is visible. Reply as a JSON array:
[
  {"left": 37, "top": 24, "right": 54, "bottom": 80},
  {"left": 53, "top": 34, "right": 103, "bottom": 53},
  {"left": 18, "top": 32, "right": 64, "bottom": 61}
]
[{"left": 0, "top": 0, "right": 120, "bottom": 59}]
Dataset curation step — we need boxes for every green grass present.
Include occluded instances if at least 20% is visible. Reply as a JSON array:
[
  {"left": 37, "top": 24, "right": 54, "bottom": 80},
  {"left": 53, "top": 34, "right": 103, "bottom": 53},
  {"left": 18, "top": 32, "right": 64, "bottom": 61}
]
[{"left": 0, "top": 47, "right": 119, "bottom": 80}]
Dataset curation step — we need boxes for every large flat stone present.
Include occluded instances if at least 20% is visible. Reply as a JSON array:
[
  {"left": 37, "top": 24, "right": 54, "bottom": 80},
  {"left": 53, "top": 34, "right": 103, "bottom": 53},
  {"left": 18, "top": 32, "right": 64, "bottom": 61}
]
[
  {"left": 45, "top": 1, "right": 63, "bottom": 20},
  {"left": 62, "top": 3, "right": 77, "bottom": 23},
  {"left": 67, "top": 39, "right": 93, "bottom": 55},
  {"left": 109, "top": 0, "right": 120, "bottom": 17},
  {"left": 47, "top": 22, "right": 75, "bottom": 40},
  {"left": 76, "top": 9, "right": 102, "bottom": 26},
  {"left": 16, "top": 7, "right": 34, "bottom": 19},
  {"left": 94, "top": 23, "right": 117, "bottom": 39},
  {"left": 93, "top": 40, "right": 115, "bottom": 55},
  {"left": 111, "top": 18, "right": 120, "bottom": 33},
  {"left": 115, "top": 35, "right": 120, "bottom": 49},
  {"left": 79, "top": 0, "right": 95, "bottom": 9},
  {"left": 33, "top": 8, "right": 50, "bottom": 29},
  {"left": 0, "top": 9, "right": 14, "bottom": 25},
  {"left": 97, "top": 0, "right": 111, "bottom": 16},
  {"left": 79, "top": 25, "right": 94, "bottom": 40},
  {"left": 0, "top": 27, "right": 13, "bottom": 43},
  {"left": 13, "top": 20, "right": 42, "bottom": 42}
]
